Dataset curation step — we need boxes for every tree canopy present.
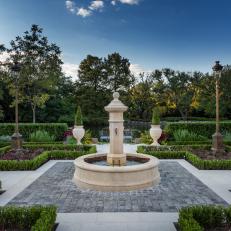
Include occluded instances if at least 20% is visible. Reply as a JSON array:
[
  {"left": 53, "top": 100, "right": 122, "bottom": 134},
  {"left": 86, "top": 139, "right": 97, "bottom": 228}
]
[{"left": 1, "top": 24, "right": 231, "bottom": 133}]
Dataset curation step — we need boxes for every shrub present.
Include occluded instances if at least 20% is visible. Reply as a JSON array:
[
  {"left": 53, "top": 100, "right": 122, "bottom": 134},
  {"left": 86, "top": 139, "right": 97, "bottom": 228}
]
[
  {"left": 0, "top": 205, "right": 56, "bottom": 231},
  {"left": 66, "top": 136, "right": 76, "bottom": 145},
  {"left": 140, "top": 131, "right": 152, "bottom": 144},
  {"left": 178, "top": 205, "right": 231, "bottom": 231},
  {"left": 152, "top": 107, "right": 160, "bottom": 125},
  {"left": 82, "top": 129, "right": 92, "bottom": 144},
  {"left": 0, "top": 146, "right": 11, "bottom": 155},
  {"left": 22, "top": 143, "right": 96, "bottom": 152},
  {"left": 165, "top": 121, "right": 231, "bottom": 138},
  {"left": 66, "top": 130, "right": 92, "bottom": 145},
  {"left": 223, "top": 132, "right": 231, "bottom": 142},
  {"left": 75, "top": 106, "right": 83, "bottom": 126},
  {"left": 29, "top": 130, "right": 55, "bottom": 142},
  {"left": 0, "top": 135, "right": 11, "bottom": 142},
  {"left": 173, "top": 129, "right": 207, "bottom": 142},
  {"left": 0, "top": 123, "right": 68, "bottom": 141},
  {"left": 131, "top": 129, "right": 142, "bottom": 139}
]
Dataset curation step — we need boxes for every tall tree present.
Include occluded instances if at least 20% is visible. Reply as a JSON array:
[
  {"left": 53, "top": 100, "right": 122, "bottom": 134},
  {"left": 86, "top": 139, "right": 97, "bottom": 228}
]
[
  {"left": 7, "top": 24, "right": 63, "bottom": 123},
  {"left": 104, "top": 52, "right": 135, "bottom": 92},
  {"left": 152, "top": 69, "right": 202, "bottom": 119},
  {"left": 76, "top": 55, "right": 109, "bottom": 127},
  {"left": 128, "top": 73, "right": 155, "bottom": 121},
  {"left": 0, "top": 44, "right": 7, "bottom": 120},
  {"left": 199, "top": 65, "right": 231, "bottom": 118}
]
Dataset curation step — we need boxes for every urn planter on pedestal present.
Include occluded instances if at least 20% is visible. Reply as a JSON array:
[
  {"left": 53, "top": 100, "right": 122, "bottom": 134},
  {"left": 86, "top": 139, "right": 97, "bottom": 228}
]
[
  {"left": 72, "top": 106, "right": 85, "bottom": 145},
  {"left": 72, "top": 125, "right": 85, "bottom": 145},
  {"left": 149, "top": 107, "right": 162, "bottom": 146},
  {"left": 150, "top": 124, "right": 162, "bottom": 146}
]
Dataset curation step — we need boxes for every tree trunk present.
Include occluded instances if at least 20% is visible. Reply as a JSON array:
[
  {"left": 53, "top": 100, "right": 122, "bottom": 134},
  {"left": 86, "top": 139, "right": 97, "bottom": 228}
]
[{"left": 32, "top": 106, "right": 36, "bottom": 124}]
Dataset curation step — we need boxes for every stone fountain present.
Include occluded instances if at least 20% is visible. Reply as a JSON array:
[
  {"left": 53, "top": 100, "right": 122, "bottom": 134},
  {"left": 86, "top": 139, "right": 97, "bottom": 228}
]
[{"left": 73, "top": 92, "right": 160, "bottom": 191}]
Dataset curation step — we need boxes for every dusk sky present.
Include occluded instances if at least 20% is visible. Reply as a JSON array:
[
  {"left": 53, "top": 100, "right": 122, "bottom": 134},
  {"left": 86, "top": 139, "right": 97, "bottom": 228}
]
[{"left": 0, "top": 0, "right": 231, "bottom": 78}]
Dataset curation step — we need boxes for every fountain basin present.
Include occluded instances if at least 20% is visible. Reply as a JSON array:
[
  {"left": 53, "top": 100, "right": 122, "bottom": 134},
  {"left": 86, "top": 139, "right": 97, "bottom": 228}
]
[{"left": 73, "top": 153, "right": 160, "bottom": 192}]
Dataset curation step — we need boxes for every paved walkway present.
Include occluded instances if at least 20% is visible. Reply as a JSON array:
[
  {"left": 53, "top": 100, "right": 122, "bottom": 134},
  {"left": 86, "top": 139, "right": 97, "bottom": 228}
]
[
  {"left": 0, "top": 144, "right": 231, "bottom": 231},
  {"left": 8, "top": 162, "right": 227, "bottom": 212}
]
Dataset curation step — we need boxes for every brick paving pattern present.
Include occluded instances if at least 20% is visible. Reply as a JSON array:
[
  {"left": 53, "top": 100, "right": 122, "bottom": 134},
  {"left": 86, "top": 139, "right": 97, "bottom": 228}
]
[{"left": 8, "top": 161, "right": 228, "bottom": 212}]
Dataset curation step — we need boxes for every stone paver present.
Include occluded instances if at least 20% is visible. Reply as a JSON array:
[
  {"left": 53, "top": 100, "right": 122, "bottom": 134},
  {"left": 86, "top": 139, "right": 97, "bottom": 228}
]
[{"left": 8, "top": 161, "right": 227, "bottom": 212}]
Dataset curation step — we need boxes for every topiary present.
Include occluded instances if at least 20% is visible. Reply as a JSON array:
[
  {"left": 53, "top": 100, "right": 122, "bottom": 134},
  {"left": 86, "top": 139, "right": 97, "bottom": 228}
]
[
  {"left": 152, "top": 107, "right": 160, "bottom": 125},
  {"left": 75, "top": 106, "right": 83, "bottom": 126}
]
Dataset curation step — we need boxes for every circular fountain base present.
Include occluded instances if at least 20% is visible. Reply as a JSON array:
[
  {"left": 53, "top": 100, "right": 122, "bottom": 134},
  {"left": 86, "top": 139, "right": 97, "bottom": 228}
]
[{"left": 73, "top": 153, "right": 160, "bottom": 192}]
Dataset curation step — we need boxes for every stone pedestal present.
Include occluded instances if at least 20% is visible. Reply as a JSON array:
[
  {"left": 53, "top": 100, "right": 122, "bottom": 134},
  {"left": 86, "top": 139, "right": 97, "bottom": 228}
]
[
  {"left": 211, "top": 132, "right": 225, "bottom": 154},
  {"left": 105, "top": 92, "right": 128, "bottom": 166},
  {"left": 11, "top": 132, "right": 23, "bottom": 150}
]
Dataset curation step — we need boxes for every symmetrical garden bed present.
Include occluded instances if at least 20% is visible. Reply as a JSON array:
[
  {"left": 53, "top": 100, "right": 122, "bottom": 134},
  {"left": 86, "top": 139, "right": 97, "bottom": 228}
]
[
  {"left": 177, "top": 205, "right": 231, "bottom": 231},
  {"left": 137, "top": 145, "right": 231, "bottom": 170},
  {"left": 0, "top": 205, "right": 57, "bottom": 231},
  {"left": 0, "top": 144, "right": 96, "bottom": 170}
]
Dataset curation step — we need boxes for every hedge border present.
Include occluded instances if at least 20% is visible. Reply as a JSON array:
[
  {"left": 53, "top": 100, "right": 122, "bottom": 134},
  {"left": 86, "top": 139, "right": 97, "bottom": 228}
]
[
  {"left": 0, "top": 123, "right": 68, "bottom": 141},
  {"left": 0, "top": 205, "right": 57, "bottom": 231},
  {"left": 0, "top": 145, "right": 96, "bottom": 171},
  {"left": 178, "top": 205, "right": 231, "bottom": 231},
  {"left": 165, "top": 121, "right": 231, "bottom": 138},
  {"left": 166, "top": 140, "right": 231, "bottom": 146},
  {"left": 137, "top": 146, "right": 231, "bottom": 170}
]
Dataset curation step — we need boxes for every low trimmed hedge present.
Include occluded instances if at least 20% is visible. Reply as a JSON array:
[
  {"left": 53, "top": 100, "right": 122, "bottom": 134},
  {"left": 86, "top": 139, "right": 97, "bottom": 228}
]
[
  {"left": 0, "top": 205, "right": 57, "bottom": 231},
  {"left": 0, "top": 123, "right": 68, "bottom": 141},
  {"left": 137, "top": 146, "right": 231, "bottom": 170},
  {"left": 165, "top": 121, "right": 231, "bottom": 138},
  {"left": 137, "top": 144, "right": 211, "bottom": 152},
  {"left": 166, "top": 140, "right": 231, "bottom": 146},
  {"left": 0, "top": 145, "right": 96, "bottom": 170},
  {"left": 178, "top": 205, "right": 231, "bottom": 231},
  {"left": 0, "top": 146, "right": 11, "bottom": 155},
  {"left": 22, "top": 143, "right": 96, "bottom": 152}
]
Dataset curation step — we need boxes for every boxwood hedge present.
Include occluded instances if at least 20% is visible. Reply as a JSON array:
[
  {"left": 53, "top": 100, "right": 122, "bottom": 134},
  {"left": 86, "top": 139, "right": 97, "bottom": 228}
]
[
  {"left": 137, "top": 145, "right": 231, "bottom": 170},
  {"left": 178, "top": 205, "right": 231, "bottom": 231},
  {"left": 0, "top": 145, "right": 96, "bottom": 170},
  {"left": 0, "top": 123, "right": 68, "bottom": 141},
  {"left": 0, "top": 205, "right": 57, "bottom": 231},
  {"left": 165, "top": 121, "right": 231, "bottom": 138}
]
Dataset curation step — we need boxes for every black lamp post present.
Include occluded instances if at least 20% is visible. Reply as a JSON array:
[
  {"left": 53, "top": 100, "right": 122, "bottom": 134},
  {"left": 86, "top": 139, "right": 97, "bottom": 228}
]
[
  {"left": 11, "top": 61, "right": 23, "bottom": 150},
  {"left": 211, "top": 61, "right": 224, "bottom": 154}
]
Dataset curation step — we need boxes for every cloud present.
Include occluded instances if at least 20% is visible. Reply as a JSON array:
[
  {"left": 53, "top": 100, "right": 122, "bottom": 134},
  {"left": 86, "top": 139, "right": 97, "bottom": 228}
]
[
  {"left": 65, "top": 0, "right": 140, "bottom": 17},
  {"left": 111, "top": 0, "right": 116, "bottom": 5},
  {"left": 112, "top": 0, "right": 140, "bottom": 5},
  {"left": 89, "top": 0, "right": 104, "bottom": 11},
  {"left": 65, "top": 0, "right": 76, "bottom": 13},
  {"left": 130, "top": 63, "right": 150, "bottom": 76},
  {"left": 0, "top": 52, "right": 9, "bottom": 63},
  {"left": 77, "top": 8, "right": 92, "bottom": 17},
  {"left": 62, "top": 63, "right": 79, "bottom": 80}
]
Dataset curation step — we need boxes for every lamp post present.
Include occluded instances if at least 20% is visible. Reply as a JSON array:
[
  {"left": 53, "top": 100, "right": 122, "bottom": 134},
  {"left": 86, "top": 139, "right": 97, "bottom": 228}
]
[
  {"left": 211, "top": 61, "right": 224, "bottom": 154},
  {"left": 11, "top": 61, "right": 23, "bottom": 150}
]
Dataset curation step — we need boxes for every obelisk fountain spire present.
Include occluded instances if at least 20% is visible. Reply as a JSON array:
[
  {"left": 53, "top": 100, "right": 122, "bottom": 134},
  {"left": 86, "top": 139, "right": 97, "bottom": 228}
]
[{"left": 104, "top": 92, "right": 128, "bottom": 166}]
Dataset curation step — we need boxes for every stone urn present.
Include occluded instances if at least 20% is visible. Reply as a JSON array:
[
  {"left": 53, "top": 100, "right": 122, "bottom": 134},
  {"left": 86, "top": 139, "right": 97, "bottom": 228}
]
[
  {"left": 72, "top": 125, "right": 85, "bottom": 145},
  {"left": 150, "top": 125, "right": 162, "bottom": 146}
]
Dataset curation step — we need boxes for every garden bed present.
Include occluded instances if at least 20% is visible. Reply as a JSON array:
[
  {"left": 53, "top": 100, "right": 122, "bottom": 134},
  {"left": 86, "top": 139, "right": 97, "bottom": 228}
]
[
  {"left": 0, "top": 148, "right": 44, "bottom": 160},
  {"left": 0, "top": 205, "right": 57, "bottom": 231},
  {"left": 177, "top": 205, "right": 231, "bottom": 231},
  {"left": 191, "top": 149, "right": 231, "bottom": 160},
  {"left": 137, "top": 145, "right": 231, "bottom": 170},
  {"left": 0, "top": 145, "right": 96, "bottom": 170}
]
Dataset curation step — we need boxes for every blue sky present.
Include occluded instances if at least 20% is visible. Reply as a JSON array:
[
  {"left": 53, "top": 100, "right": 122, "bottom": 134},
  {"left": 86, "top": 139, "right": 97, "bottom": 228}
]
[{"left": 0, "top": 0, "right": 231, "bottom": 78}]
